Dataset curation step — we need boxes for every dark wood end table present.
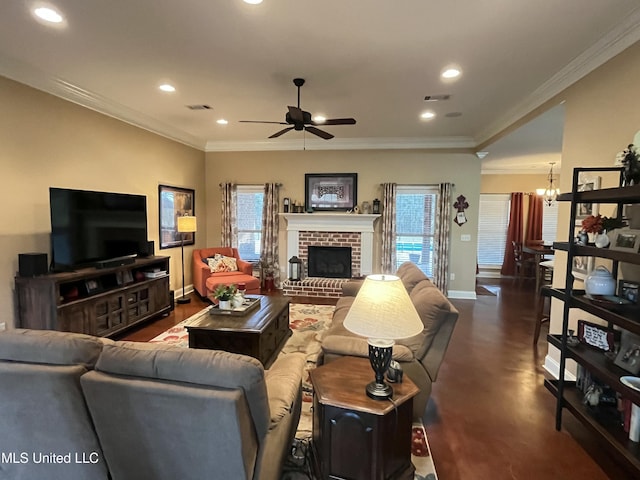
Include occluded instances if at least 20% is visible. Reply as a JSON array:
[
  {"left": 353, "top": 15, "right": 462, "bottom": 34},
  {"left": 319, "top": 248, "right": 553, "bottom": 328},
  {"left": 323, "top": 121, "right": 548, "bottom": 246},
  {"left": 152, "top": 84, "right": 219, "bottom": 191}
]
[
  {"left": 185, "top": 295, "right": 291, "bottom": 368},
  {"left": 310, "top": 356, "right": 419, "bottom": 480}
]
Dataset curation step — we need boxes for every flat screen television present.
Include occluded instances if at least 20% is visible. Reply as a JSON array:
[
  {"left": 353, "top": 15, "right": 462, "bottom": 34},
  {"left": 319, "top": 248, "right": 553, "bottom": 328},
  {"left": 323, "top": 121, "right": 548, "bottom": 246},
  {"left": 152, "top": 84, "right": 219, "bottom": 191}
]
[{"left": 49, "top": 187, "right": 149, "bottom": 270}]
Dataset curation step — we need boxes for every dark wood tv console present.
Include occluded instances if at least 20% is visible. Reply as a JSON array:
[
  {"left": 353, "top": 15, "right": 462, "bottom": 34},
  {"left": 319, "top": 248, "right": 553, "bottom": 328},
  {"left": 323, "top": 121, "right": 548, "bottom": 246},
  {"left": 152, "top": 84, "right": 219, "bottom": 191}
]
[{"left": 15, "top": 256, "right": 171, "bottom": 337}]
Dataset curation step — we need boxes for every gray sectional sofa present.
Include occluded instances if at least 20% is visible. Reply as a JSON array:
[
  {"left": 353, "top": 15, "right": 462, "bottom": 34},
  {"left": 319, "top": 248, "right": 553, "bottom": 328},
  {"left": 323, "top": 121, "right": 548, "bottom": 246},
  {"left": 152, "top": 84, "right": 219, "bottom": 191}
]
[
  {"left": 0, "top": 329, "right": 304, "bottom": 480},
  {"left": 321, "top": 262, "right": 459, "bottom": 419}
]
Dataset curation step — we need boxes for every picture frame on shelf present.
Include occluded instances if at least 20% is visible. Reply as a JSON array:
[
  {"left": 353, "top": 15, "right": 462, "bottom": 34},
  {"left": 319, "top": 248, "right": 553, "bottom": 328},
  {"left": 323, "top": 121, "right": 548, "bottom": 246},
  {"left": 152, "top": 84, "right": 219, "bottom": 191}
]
[
  {"left": 116, "top": 270, "right": 134, "bottom": 286},
  {"left": 619, "top": 279, "right": 640, "bottom": 304},
  {"left": 610, "top": 229, "right": 640, "bottom": 253},
  {"left": 572, "top": 255, "right": 594, "bottom": 278},
  {"left": 577, "top": 319, "right": 615, "bottom": 352},
  {"left": 305, "top": 173, "right": 357, "bottom": 211},
  {"left": 158, "top": 185, "right": 195, "bottom": 249},
  {"left": 575, "top": 174, "right": 601, "bottom": 220},
  {"left": 83, "top": 279, "right": 102, "bottom": 295},
  {"left": 614, "top": 330, "right": 640, "bottom": 375}
]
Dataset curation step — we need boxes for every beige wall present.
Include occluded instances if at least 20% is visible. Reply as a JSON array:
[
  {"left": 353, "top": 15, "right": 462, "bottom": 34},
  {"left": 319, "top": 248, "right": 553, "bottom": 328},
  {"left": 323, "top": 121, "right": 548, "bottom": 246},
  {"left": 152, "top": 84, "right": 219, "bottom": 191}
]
[
  {"left": 481, "top": 173, "right": 552, "bottom": 194},
  {"left": 205, "top": 150, "right": 481, "bottom": 295},
  {"left": 0, "top": 75, "right": 206, "bottom": 328},
  {"left": 547, "top": 40, "right": 640, "bottom": 370}
]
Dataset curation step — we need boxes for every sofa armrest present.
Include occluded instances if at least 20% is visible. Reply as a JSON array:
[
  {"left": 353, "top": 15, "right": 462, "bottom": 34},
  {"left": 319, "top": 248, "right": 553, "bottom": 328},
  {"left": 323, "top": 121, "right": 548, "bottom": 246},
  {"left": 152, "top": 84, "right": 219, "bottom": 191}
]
[
  {"left": 192, "top": 255, "right": 211, "bottom": 297},
  {"left": 341, "top": 279, "right": 364, "bottom": 297},
  {"left": 236, "top": 259, "right": 253, "bottom": 276},
  {"left": 322, "top": 335, "right": 415, "bottom": 362},
  {"left": 264, "top": 352, "right": 305, "bottom": 428}
]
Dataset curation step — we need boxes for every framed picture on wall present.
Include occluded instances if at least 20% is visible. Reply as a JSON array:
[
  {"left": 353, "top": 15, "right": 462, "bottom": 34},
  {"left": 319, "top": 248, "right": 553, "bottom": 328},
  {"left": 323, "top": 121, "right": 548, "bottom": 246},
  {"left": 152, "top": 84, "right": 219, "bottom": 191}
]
[
  {"left": 305, "top": 173, "right": 357, "bottom": 211},
  {"left": 159, "top": 185, "right": 195, "bottom": 249},
  {"left": 575, "top": 174, "right": 601, "bottom": 221}
]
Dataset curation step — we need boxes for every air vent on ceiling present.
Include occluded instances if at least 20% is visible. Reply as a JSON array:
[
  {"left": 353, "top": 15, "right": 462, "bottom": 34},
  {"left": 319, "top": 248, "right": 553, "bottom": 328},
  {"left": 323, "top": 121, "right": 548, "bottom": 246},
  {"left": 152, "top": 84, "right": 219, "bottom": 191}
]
[
  {"left": 445, "top": 112, "right": 462, "bottom": 118},
  {"left": 424, "top": 94, "right": 450, "bottom": 102},
  {"left": 186, "top": 104, "right": 212, "bottom": 110}
]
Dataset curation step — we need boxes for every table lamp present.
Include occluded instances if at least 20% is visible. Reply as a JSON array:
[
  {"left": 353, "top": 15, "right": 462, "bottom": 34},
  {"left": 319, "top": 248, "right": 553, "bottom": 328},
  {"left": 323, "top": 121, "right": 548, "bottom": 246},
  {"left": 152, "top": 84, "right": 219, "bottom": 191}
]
[
  {"left": 176, "top": 215, "right": 197, "bottom": 304},
  {"left": 343, "top": 274, "right": 423, "bottom": 400}
]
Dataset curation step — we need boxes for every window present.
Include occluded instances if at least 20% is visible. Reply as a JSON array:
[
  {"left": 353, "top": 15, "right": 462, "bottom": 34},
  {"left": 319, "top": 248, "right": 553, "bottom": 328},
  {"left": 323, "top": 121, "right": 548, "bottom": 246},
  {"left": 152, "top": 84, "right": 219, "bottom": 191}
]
[
  {"left": 236, "top": 185, "right": 263, "bottom": 262},
  {"left": 477, "top": 194, "right": 510, "bottom": 268},
  {"left": 542, "top": 201, "right": 559, "bottom": 244},
  {"left": 395, "top": 186, "right": 438, "bottom": 277}
]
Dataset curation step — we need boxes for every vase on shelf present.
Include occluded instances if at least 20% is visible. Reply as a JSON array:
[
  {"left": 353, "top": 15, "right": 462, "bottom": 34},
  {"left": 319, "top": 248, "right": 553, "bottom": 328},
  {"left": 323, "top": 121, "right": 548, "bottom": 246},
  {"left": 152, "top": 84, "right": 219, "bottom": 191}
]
[
  {"left": 578, "top": 231, "right": 589, "bottom": 245},
  {"left": 594, "top": 230, "right": 610, "bottom": 248}
]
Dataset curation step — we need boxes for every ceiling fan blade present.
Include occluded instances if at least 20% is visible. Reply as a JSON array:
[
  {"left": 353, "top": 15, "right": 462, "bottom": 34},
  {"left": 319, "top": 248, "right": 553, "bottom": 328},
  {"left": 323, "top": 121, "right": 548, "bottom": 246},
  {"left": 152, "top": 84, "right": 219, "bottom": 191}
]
[
  {"left": 269, "top": 127, "right": 295, "bottom": 138},
  {"left": 305, "top": 126, "right": 334, "bottom": 140},
  {"left": 314, "top": 118, "right": 357, "bottom": 126},
  {"left": 239, "top": 120, "right": 288, "bottom": 125},
  {"left": 287, "top": 106, "right": 304, "bottom": 123}
]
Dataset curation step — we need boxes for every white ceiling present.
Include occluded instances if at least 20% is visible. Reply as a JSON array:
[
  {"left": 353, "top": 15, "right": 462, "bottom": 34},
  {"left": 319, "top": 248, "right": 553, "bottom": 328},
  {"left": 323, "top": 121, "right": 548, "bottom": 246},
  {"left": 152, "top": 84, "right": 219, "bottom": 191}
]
[{"left": 1, "top": 1, "right": 639, "bottom": 171}]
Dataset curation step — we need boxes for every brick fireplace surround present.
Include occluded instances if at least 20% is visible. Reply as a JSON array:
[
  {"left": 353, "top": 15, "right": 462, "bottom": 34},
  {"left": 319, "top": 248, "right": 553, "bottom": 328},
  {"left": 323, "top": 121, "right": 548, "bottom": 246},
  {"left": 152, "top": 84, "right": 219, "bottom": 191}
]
[{"left": 280, "top": 213, "right": 380, "bottom": 298}]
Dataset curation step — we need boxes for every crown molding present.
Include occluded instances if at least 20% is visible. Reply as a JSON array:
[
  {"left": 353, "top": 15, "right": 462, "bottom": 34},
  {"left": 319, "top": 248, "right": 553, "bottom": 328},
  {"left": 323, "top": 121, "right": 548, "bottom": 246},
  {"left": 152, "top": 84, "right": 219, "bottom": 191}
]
[
  {"left": 205, "top": 136, "right": 476, "bottom": 152},
  {"left": 0, "top": 54, "right": 206, "bottom": 150},
  {"left": 481, "top": 168, "right": 550, "bottom": 175},
  {"left": 475, "top": 6, "right": 640, "bottom": 146}
]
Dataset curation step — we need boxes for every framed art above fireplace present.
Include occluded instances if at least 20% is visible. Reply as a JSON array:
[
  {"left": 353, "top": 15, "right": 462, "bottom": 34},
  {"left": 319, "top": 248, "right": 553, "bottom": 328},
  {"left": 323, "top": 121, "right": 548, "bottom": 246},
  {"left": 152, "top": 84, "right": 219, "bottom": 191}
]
[{"left": 305, "top": 173, "right": 357, "bottom": 211}]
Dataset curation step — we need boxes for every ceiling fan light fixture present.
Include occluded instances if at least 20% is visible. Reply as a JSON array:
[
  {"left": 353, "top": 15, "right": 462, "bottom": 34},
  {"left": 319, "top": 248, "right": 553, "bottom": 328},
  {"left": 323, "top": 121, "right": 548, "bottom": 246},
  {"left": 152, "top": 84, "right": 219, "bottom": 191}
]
[{"left": 313, "top": 115, "right": 326, "bottom": 124}]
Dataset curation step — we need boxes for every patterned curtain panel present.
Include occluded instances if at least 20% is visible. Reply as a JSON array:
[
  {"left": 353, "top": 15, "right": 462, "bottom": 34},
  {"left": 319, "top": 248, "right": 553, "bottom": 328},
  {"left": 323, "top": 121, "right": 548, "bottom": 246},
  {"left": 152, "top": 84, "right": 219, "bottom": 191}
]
[
  {"left": 434, "top": 183, "right": 452, "bottom": 294},
  {"left": 260, "top": 183, "right": 280, "bottom": 287},
  {"left": 220, "top": 183, "right": 237, "bottom": 247},
  {"left": 381, "top": 183, "right": 397, "bottom": 274}
]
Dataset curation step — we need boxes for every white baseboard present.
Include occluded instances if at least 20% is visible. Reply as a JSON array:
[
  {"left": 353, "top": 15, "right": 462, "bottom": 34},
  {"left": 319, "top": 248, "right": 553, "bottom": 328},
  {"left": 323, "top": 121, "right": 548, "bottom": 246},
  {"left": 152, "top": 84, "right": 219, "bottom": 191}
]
[
  {"left": 476, "top": 271, "right": 502, "bottom": 278},
  {"left": 175, "top": 284, "right": 194, "bottom": 299},
  {"left": 447, "top": 290, "right": 477, "bottom": 300},
  {"left": 543, "top": 354, "right": 577, "bottom": 382}
]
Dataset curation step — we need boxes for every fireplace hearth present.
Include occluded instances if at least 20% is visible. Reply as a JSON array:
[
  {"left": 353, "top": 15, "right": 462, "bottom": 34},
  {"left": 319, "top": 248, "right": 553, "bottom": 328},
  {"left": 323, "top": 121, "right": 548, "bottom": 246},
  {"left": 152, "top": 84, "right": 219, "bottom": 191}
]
[{"left": 308, "top": 246, "right": 352, "bottom": 278}]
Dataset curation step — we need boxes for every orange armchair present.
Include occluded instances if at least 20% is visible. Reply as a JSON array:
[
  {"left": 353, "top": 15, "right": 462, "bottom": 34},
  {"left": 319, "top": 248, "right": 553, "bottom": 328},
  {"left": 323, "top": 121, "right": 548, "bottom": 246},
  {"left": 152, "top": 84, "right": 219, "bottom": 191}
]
[{"left": 192, "top": 247, "right": 261, "bottom": 298}]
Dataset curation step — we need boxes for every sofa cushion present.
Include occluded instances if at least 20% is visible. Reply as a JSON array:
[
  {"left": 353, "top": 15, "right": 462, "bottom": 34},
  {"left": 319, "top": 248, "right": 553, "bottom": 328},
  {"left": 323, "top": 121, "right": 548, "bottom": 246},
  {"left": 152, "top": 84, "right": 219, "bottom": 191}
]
[
  {"left": 0, "top": 329, "right": 108, "bottom": 368},
  {"left": 397, "top": 280, "right": 451, "bottom": 358},
  {"left": 396, "top": 262, "right": 432, "bottom": 293},
  {"left": 207, "top": 254, "right": 238, "bottom": 273},
  {"left": 96, "top": 341, "right": 271, "bottom": 439}
]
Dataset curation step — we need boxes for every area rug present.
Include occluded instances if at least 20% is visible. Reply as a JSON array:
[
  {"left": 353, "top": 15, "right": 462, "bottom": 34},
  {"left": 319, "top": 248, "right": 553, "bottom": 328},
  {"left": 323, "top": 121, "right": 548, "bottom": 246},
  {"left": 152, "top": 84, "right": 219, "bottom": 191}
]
[
  {"left": 149, "top": 303, "right": 437, "bottom": 480},
  {"left": 476, "top": 285, "right": 497, "bottom": 296}
]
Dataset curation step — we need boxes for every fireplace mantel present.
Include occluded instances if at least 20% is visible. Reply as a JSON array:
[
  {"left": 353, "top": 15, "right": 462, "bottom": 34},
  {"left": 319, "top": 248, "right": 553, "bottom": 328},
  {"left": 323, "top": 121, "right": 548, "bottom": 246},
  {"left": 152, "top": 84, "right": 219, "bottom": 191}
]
[
  {"left": 281, "top": 213, "right": 380, "bottom": 276},
  {"left": 280, "top": 213, "right": 380, "bottom": 232}
]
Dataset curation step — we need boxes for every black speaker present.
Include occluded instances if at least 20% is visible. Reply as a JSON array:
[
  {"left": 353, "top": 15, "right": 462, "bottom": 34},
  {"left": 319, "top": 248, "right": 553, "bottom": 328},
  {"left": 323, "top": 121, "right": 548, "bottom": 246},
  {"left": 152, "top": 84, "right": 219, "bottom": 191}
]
[
  {"left": 147, "top": 240, "right": 155, "bottom": 257},
  {"left": 19, "top": 253, "right": 48, "bottom": 277}
]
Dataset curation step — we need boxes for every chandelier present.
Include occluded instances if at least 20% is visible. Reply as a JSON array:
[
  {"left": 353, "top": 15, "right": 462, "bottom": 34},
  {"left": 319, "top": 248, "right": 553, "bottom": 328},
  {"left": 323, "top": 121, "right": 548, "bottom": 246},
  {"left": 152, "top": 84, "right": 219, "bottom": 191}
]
[{"left": 537, "top": 162, "right": 560, "bottom": 206}]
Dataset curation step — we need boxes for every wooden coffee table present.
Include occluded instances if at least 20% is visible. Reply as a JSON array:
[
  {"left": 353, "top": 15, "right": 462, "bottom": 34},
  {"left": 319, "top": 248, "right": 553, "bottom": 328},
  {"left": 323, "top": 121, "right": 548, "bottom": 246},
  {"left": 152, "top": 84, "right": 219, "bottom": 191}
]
[{"left": 185, "top": 295, "right": 291, "bottom": 368}]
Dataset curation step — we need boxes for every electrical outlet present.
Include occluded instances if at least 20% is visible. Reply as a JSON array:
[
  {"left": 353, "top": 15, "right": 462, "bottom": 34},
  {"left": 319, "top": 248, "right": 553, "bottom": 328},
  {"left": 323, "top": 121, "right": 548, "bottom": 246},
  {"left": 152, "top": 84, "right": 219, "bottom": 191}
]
[
  {"left": 461, "top": 234, "right": 471, "bottom": 242},
  {"left": 0, "top": 322, "right": 6, "bottom": 331},
  {"left": 450, "top": 273, "right": 455, "bottom": 281}
]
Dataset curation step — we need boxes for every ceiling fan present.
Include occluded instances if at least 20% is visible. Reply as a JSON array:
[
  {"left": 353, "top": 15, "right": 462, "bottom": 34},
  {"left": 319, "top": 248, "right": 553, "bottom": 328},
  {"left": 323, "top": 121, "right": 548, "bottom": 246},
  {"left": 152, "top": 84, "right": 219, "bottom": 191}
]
[{"left": 239, "top": 78, "right": 356, "bottom": 140}]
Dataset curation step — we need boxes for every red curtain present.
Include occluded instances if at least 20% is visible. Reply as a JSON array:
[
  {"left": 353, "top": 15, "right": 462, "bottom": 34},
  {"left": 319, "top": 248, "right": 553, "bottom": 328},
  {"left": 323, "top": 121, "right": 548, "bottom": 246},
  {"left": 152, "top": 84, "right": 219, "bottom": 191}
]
[
  {"left": 501, "top": 193, "right": 524, "bottom": 276},
  {"left": 526, "top": 194, "right": 544, "bottom": 244}
]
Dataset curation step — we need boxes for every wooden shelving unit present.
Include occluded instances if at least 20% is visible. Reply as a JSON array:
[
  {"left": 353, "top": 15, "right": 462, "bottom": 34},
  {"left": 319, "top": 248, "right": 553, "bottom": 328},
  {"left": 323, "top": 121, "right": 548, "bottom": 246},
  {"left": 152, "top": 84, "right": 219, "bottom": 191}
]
[
  {"left": 551, "top": 167, "right": 640, "bottom": 475},
  {"left": 15, "top": 256, "right": 171, "bottom": 337}
]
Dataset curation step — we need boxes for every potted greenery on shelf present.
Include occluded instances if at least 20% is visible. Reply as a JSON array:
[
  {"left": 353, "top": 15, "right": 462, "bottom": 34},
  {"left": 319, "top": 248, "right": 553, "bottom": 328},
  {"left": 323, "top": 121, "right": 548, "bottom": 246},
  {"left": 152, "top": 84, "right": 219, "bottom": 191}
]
[{"left": 212, "top": 284, "right": 237, "bottom": 310}]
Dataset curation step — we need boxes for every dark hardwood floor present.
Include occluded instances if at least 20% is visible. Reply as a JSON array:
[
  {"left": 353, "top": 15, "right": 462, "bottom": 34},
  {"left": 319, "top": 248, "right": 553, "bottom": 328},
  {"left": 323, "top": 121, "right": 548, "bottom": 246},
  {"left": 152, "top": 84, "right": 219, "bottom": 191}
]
[{"left": 118, "top": 280, "right": 626, "bottom": 479}]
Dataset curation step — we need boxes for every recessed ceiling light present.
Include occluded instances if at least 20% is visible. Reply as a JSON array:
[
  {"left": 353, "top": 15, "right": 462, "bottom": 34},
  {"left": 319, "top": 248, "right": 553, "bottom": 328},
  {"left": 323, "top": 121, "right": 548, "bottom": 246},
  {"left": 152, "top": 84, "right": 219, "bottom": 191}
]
[
  {"left": 441, "top": 67, "right": 461, "bottom": 79},
  {"left": 313, "top": 115, "right": 326, "bottom": 124},
  {"left": 243, "top": 0, "right": 263, "bottom": 4},
  {"left": 420, "top": 111, "right": 436, "bottom": 120},
  {"left": 33, "top": 7, "right": 64, "bottom": 23},
  {"left": 216, "top": 119, "right": 228, "bottom": 125},
  {"left": 158, "top": 84, "right": 176, "bottom": 93}
]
